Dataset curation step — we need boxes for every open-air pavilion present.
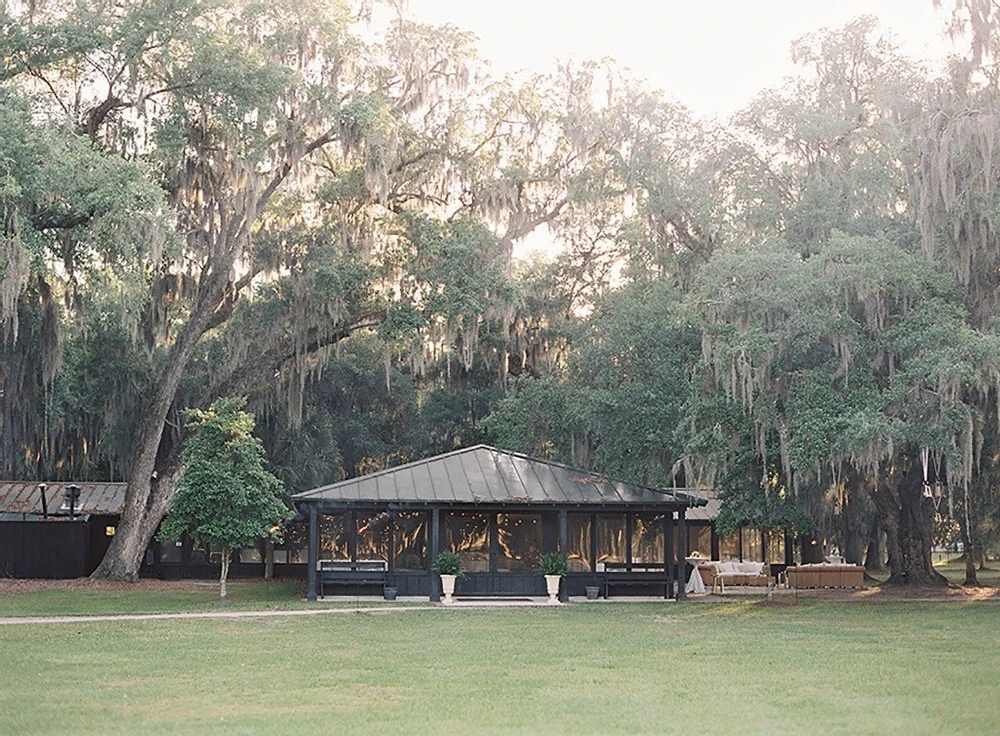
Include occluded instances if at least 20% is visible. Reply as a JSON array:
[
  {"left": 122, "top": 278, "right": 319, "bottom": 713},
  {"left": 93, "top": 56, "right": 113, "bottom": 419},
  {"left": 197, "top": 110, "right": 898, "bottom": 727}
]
[{"left": 292, "top": 445, "right": 707, "bottom": 601}]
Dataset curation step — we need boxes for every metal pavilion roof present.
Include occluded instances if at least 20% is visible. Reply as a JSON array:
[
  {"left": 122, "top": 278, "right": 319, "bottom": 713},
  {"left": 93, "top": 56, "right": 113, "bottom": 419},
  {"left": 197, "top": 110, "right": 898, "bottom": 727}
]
[
  {"left": 0, "top": 481, "right": 126, "bottom": 516},
  {"left": 293, "top": 445, "right": 708, "bottom": 510}
]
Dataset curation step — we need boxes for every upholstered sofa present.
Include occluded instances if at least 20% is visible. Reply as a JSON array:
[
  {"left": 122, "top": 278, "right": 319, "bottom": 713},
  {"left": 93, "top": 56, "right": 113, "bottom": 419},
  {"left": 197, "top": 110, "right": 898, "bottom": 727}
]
[
  {"left": 697, "top": 560, "right": 768, "bottom": 593},
  {"left": 786, "top": 564, "right": 864, "bottom": 589}
]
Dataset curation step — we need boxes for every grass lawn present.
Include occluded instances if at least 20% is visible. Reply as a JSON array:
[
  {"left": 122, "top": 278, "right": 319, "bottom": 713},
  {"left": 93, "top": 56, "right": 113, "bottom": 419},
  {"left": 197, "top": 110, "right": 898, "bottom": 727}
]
[
  {"left": 0, "top": 579, "right": 322, "bottom": 617},
  {"left": 936, "top": 559, "right": 1000, "bottom": 587},
  {"left": 1, "top": 598, "right": 997, "bottom": 735}
]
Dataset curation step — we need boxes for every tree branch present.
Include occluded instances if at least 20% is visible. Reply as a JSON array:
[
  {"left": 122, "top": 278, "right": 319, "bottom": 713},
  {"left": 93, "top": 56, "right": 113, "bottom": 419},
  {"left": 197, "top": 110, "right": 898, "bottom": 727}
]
[
  {"left": 208, "top": 309, "right": 386, "bottom": 401},
  {"left": 24, "top": 65, "right": 70, "bottom": 117}
]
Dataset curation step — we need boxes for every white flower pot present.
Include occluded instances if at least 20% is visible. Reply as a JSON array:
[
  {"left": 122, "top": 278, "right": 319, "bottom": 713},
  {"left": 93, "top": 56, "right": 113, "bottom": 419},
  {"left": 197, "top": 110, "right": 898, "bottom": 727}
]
[
  {"left": 545, "top": 574, "right": 561, "bottom": 602},
  {"left": 440, "top": 574, "right": 457, "bottom": 603}
]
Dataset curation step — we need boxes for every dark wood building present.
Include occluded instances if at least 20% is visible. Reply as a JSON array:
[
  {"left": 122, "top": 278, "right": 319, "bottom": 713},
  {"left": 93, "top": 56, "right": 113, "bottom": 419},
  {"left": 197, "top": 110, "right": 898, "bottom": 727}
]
[
  {"left": 0, "top": 481, "right": 124, "bottom": 578},
  {"left": 292, "top": 445, "right": 708, "bottom": 601},
  {"left": 2, "top": 452, "right": 786, "bottom": 584}
]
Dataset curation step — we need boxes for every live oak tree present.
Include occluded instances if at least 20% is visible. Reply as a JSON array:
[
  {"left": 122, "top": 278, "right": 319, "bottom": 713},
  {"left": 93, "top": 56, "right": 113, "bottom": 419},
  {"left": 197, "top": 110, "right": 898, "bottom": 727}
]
[
  {"left": 0, "top": 89, "right": 166, "bottom": 479},
  {"left": 674, "top": 17, "right": 1000, "bottom": 586},
  {"left": 3, "top": 1, "right": 662, "bottom": 580},
  {"left": 688, "top": 233, "right": 1000, "bottom": 585},
  {"left": 158, "top": 397, "right": 288, "bottom": 598},
  {"left": 904, "top": 0, "right": 1000, "bottom": 583},
  {"left": 0, "top": 0, "right": 497, "bottom": 580}
]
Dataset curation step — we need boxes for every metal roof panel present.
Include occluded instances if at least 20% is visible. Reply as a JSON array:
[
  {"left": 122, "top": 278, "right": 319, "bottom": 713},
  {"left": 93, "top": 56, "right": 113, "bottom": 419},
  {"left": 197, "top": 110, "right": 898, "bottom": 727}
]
[{"left": 291, "top": 446, "right": 707, "bottom": 511}]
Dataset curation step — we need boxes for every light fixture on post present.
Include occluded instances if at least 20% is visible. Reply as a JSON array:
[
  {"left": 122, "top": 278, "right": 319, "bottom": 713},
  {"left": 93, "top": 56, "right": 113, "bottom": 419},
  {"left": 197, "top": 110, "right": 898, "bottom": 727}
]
[
  {"left": 38, "top": 483, "right": 48, "bottom": 519},
  {"left": 64, "top": 484, "right": 81, "bottom": 521}
]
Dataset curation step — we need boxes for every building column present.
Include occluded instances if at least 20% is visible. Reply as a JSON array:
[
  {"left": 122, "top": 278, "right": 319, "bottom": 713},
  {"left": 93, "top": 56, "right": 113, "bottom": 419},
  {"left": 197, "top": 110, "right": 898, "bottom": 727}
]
[
  {"left": 429, "top": 507, "right": 441, "bottom": 602},
  {"left": 677, "top": 509, "right": 688, "bottom": 601},
  {"left": 558, "top": 509, "right": 569, "bottom": 602},
  {"left": 663, "top": 514, "right": 673, "bottom": 600},
  {"left": 307, "top": 505, "right": 319, "bottom": 601}
]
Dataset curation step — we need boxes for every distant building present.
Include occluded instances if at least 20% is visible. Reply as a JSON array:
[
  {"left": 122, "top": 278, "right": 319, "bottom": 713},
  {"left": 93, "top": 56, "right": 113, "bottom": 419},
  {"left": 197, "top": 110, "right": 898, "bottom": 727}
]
[
  {"left": 2, "top": 449, "right": 787, "bottom": 586},
  {"left": 0, "top": 481, "right": 124, "bottom": 578}
]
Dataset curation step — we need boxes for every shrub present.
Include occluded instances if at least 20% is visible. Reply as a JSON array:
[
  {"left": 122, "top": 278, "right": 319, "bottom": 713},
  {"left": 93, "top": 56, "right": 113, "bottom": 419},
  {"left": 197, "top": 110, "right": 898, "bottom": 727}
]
[
  {"left": 540, "top": 552, "right": 568, "bottom": 577},
  {"left": 432, "top": 551, "right": 462, "bottom": 576}
]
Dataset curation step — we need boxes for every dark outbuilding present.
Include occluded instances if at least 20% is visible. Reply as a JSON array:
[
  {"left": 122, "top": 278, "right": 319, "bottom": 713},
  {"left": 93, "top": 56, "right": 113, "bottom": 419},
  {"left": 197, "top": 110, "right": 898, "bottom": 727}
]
[{"left": 0, "top": 481, "right": 125, "bottom": 578}]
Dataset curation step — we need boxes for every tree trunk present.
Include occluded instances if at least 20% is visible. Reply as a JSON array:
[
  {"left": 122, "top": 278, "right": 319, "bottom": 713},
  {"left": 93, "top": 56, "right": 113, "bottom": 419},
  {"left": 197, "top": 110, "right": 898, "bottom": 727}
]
[
  {"left": 264, "top": 538, "right": 274, "bottom": 580},
  {"left": 841, "top": 478, "right": 865, "bottom": 565},
  {"left": 864, "top": 516, "right": 887, "bottom": 573},
  {"left": 220, "top": 545, "right": 230, "bottom": 599},
  {"left": 875, "top": 452, "right": 949, "bottom": 587},
  {"left": 91, "top": 269, "right": 234, "bottom": 581},
  {"left": 960, "top": 512, "right": 979, "bottom": 586}
]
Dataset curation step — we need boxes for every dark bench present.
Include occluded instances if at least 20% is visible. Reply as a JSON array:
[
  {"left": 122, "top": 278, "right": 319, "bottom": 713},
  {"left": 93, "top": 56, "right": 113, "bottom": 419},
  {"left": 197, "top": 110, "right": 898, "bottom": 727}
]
[
  {"left": 601, "top": 562, "right": 671, "bottom": 598},
  {"left": 318, "top": 559, "right": 387, "bottom": 597}
]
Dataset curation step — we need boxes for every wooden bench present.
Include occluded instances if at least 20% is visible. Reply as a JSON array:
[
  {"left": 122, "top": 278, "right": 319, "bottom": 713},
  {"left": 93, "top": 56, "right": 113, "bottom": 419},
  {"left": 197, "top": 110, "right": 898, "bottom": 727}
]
[
  {"left": 318, "top": 559, "right": 387, "bottom": 597},
  {"left": 601, "top": 562, "right": 671, "bottom": 598}
]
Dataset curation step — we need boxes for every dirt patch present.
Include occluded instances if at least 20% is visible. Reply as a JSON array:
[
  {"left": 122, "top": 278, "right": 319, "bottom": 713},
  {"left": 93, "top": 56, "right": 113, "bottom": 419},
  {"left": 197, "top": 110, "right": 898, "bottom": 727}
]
[
  {"left": 651, "top": 614, "right": 681, "bottom": 623},
  {"left": 772, "top": 583, "right": 1000, "bottom": 602},
  {"left": 749, "top": 596, "right": 801, "bottom": 607}
]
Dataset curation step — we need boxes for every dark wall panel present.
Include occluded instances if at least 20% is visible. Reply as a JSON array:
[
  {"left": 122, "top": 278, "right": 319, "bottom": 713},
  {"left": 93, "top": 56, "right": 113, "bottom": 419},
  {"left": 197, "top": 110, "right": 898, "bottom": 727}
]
[{"left": 0, "top": 521, "right": 91, "bottom": 578}]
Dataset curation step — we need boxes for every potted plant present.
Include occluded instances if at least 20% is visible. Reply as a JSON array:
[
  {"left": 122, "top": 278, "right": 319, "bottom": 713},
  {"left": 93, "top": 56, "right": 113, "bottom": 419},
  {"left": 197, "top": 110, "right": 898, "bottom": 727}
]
[
  {"left": 432, "top": 551, "right": 462, "bottom": 603},
  {"left": 540, "top": 552, "right": 568, "bottom": 603}
]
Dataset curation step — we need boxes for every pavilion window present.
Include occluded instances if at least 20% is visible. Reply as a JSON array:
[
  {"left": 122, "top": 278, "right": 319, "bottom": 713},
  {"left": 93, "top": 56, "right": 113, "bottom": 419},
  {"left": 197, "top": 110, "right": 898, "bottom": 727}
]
[
  {"left": 444, "top": 511, "right": 490, "bottom": 572},
  {"left": 496, "top": 513, "right": 541, "bottom": 572},
  {"left": 189, "top": 538, "right": 210, "bottom": 564},
  {"left": 276, "top": 521, "right": 309, "bottom": 563},
  {"left": 159, "top": 538, "right": 183, "bottom": 563},
  {"left": 392, "top": 511, "right": 428, "bottom": 570},
  {"left": 631, "top": 513, "right": 665, "bottom": 563},
  {"left": 356, "top": 510, "right": 391, "bottom": 563},
  {"left": 567, "top": 513, "right": 592, "bottom": 572},
  {"left": 238, "top": 547, "right": 261, "bottom": 563},
  {"left": 741, "top": 527, "right": 762, "bottom": 561},
  {"left": 763, "top": 529, "right": 785, "bottom": 563},
  {"left": 596, "top": 514, "right": 626, "bottom": 566},
  {"left": 718, "top": 531, "right": 740, "bottom": 561},
  {"left": 319, "top": 513, "right": 350, "bottom": 560},
  {"left": 690, "top": 524, "right": 712, "bottom": 558}
]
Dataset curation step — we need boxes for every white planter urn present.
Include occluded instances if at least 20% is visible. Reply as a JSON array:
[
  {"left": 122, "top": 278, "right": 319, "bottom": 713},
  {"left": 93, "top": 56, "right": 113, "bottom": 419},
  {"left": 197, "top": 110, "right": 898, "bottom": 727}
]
[
  {"left": 440, "top": 574, "right": 457, "bottom": 603},
  {"left": 545, "top": 574, "right": 561, "bottom": 603}
]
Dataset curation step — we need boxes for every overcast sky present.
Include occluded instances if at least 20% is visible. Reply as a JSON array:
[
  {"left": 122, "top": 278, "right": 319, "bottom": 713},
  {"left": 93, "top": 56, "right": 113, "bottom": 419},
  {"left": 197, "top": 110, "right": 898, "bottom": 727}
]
[{"left": 406, "top": 0, "right": 959, "bottom": 117}]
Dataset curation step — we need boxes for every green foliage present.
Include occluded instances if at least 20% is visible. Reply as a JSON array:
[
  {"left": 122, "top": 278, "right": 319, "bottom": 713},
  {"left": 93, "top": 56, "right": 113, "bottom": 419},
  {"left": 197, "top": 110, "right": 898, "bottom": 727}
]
[
  {"left": 159, "top": 398, "right": 289, "bottom": 552},
  {"left": 431, "top": 551, "right": 462, "bottom": 576},
  {"left": 5, "top": 1, "right": 1000, "bottom": 587},
  {"left": 539, "top": 553, "right": 568, "bottom": 577},
  {"left": 419, "top": 368, "right": 500, "bottom": 456},
  {"left": 484, "top": 277, "right": 700, "bottom": 488},
  {"left": 571, "top": 279, "right": 700, "bottom": 487},
  {"left": 483, "top": 375, "right": 578, "bottom": 462},
  {"left": 0, "top": 89, "right": 169, "bottom": 312}
]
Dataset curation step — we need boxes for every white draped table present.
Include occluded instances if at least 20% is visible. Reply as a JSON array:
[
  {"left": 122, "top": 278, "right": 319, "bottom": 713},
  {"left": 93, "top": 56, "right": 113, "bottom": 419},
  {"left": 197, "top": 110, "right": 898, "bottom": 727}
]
[{"left": 684, "top": 557, "right": 707, "bottom": 594}]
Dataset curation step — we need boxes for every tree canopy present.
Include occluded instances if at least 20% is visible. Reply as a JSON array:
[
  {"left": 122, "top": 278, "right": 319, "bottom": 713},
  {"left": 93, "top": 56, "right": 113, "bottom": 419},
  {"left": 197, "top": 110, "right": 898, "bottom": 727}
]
[{"left": 2, "top": 2, "right": 999, "bottom": 586}]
